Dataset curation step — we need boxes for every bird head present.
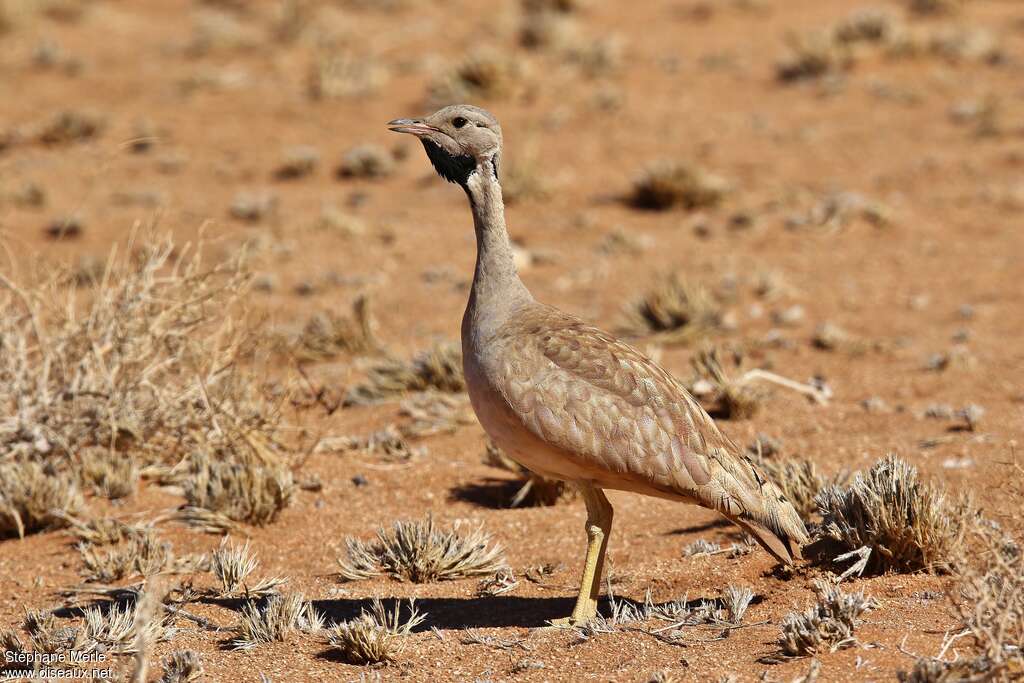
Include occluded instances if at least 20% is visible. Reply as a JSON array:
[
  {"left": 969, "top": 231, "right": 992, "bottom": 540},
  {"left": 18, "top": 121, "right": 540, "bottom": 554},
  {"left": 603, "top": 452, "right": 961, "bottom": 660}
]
[{"left": 388, "top": 104, "right": 502, "bottom": 186}]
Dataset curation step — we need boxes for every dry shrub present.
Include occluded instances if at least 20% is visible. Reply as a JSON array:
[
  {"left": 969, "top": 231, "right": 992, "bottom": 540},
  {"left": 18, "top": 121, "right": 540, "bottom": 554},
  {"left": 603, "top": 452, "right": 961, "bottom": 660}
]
[
  {"left": 81, "top": 449, "right": 139, "bottom": 499},
  {"left": 274, "top": 146, "right": 319, "bottom": 180},
  {"left": 748, "top": 453, "right": 836, "bottom": 522},
  {"left": 326, "top": 598, "right": 424, "bottom": 665},
  {"left": 776, "top": 31, "right": 853, "bottom": 82},
  {"left": 833, "top": 9, "right": 902, "bottom": 46},
  {"left": 32, "top": 109, "right": 105, "bottom": 146},
  {"left": 522, "top": 0, "right": 583, "bottom": 12},
  {"left": 182, "top": 447, "right": 295, "bottom": 526},
  {"left": 814, "top": 455, "right": 975, "bottom": 574},
  {"left": 623, "top": 273, "right": 722, "bottom": 344},
  {"left": 211, "top": 537, "right": 287, "bottom": 598},
  {"left": 796, "top": 191, "right": 893, "bottom": 232},
  {"left": 307, "top": 50, "right": 388, "bottom": 100},
  {"left": 230, "top": 593, "right": 323, "bottom": 650},
  {"left": 336, "top": 144, "right": 394, "bottom": 179},
  {"left": 0, "top": 460, "right": 84, "bottom": 538},
  {"left": 689, "top": 347, "right": 764, "bottom": 420},
  {"left": 82, "top": 599, "right": 177, "bottom": 655},
  {"left": 343, "top": 342, "right": 464, "bottom": 406},
  {"left": 483, "top": 439, "right": 574, "bottom": 507},
  {"left": 66, "top": 517, "right": 150, "bottom": 546},
  {"left": 907, "top": 0, "right": 964, "bottom": 15},
  {"left": 927, "top": 527, "right": 1024, "bottom": 680},
  {"left": 0, "top": 228, "right": 295, "bottom": 535},
  {"left": 159, "top": 650, "right": 203, "bottom": 683},
  {"left": 427, "top": 50, "right": 526, "bottom": 107},
  {"left": 77, "top": 528, "right": 173, "bottom": 582},
  {"left": 23, "top": 609, "right": 87, "bottom": 654},
  {"left": 320, "top": 424, "right": 426, "bottom": 462},
  {"left": 337, "top": 516, "right": 505, "bottom": 583},
  {"left": 774, "top": 579, "right": 876, "bottom": 658},
  {"left": 288, "top": 294, "right": 382, "bottom": 361},
  {"left": 398, "top": 392, "right": 475, "bottom": 438},
  {"left": 897, "top": 656, "right": 996, "bottom": 683},
  {"left": 628, "top": 161, "right": 728, "bottom": 211}
]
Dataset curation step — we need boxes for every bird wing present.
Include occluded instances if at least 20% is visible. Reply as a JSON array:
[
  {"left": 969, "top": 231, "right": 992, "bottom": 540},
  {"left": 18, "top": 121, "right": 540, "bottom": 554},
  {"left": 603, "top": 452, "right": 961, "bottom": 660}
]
[{"left": 493, "top": 304, "right": 809, "bottom": 562}]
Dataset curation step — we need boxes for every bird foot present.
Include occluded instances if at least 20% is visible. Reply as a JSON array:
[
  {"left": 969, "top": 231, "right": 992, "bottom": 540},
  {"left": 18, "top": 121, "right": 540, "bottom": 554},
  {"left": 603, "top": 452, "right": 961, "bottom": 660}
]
[{"left": 545, "top": 616, "right": 578, "bottom": 629}]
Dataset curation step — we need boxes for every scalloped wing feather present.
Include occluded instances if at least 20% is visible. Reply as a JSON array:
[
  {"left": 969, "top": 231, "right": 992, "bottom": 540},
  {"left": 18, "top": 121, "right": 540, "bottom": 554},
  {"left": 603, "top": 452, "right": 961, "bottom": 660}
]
[{"left": 488, "top": 304, "right": 809, "bottom": 563}]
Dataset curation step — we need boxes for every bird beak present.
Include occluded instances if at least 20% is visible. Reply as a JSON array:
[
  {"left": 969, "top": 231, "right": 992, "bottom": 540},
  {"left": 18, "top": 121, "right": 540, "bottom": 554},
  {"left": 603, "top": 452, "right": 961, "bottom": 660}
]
[{"left": 387, "top": 118, "right": 436, "bottom": 137}]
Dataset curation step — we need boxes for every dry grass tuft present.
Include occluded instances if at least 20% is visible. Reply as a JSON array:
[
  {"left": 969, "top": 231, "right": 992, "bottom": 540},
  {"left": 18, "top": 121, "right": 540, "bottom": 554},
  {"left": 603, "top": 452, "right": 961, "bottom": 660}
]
[
  {"left": 934, "top": 527, "right": 1024, "bottom": 679},
  {"left": 336, "top": 144, "right": 395, "bottom": 179},
  {"left": 82, "top": 599, "right": 177, "bottom": 654},
  {"left": 81, "top": 449, "right": 139, "bottom": 499},
  {"left": 307, "top": 50, "right": 388, "bottom": 100},
  {"left": 689, "top": 347, "right": 764, "bottom": 420},
  {"left": 182, "top": 448, "right": 295, "bottom": 526},
  {"left": 288, "top": 294, "right": 382, "bottom": 361},
  {"left": 230, "top": 593, "right": 322, "bottom": 650},
  {"left": 66, "top": 517, "right": 151, "bottom": 546},
  {"left": 22, "top": 608, "right": 87, "bottom": 654},
  {"left": 628, "top": 161, "right": 728, "bottom": 211},
  {"left": 749, "top": 453, "right": 837, "bottom": 522},
  {"left": 907, "top": 0, "right": 964, "bottom": 15},
  {"left": 274, "top": 146, "right": 320, "bottom": 180},
  {"left": 320, "top": 424, "right": 427, "bottom": 463},
  {"left": 0, "top": 460, "right": 84, "bottom": 539},
  {"left": 776, "top": 31, "right": 853, "bottom": 82},
  {"left": 774, "top": 579, "right": 876, "bottom": 658},
  {"left": 212, "top": 537, "right": 287, "bottom": 598},
  {"left": 343, "top": 343, "right": 464, "bottom": 406},
  {"left": 483, "top": 439, "right": 574, "bottom": 507},
  {"left": 814, "top": 455, "right": 975, "bottom": 575},
  {"left": 427, "top": 50, "right": 526, "bottom": 107},
  {"left": 33, "top": 109, "right": 106, "bottom": 146},
  {"left": 159, "top": 650, "right": 204, "bottom": 683},
  {"left": 77, "top": 528, "right": 173, "bottom": 582},
  {"left": 337, "top": 516, "right": 506, "bottom": 583},
  {"left": 623, "top": 273, "right": 722, "bottom": 344},
  {"left": 326, "top": 598, "right": 424, "bottom": 665}
]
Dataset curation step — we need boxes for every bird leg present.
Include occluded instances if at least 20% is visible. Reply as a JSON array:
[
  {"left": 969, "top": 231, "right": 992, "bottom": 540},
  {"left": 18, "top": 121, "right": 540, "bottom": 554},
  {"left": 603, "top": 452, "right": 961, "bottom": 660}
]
[{"left": 551, "top": 484, "right": 613, "bottom": 627}]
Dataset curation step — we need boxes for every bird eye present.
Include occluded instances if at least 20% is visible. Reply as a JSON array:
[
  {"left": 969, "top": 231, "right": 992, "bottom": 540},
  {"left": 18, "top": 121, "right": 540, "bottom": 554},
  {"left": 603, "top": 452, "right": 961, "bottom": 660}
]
[{"left": 452, "top": 116, "right": 468, "bottom": 128}]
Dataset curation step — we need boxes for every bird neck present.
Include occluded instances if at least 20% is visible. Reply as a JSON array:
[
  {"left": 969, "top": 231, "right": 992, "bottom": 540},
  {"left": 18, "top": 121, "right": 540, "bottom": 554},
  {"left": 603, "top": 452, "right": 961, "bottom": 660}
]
[{"left": 462, "top": 156, "right": 531, "bottom": 343}]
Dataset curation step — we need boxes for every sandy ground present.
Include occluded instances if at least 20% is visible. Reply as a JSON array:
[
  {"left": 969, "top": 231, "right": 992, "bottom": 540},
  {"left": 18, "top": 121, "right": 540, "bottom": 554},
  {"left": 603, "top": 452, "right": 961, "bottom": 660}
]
[{"left": 1, "top": 0, "right": 1023, "bottom": 681}]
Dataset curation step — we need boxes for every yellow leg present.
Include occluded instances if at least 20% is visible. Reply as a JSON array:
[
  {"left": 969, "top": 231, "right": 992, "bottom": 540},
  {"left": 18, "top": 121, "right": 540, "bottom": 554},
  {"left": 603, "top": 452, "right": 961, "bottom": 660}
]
[{"left": 551, "top": 484, "right": 613, "bottom": 626}]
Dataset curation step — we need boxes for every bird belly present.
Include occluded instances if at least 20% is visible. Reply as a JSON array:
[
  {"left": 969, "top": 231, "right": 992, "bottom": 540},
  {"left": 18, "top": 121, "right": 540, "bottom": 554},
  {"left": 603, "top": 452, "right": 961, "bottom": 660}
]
[{"left": 464, "top": 356, "right": 594, "bottom": 482}]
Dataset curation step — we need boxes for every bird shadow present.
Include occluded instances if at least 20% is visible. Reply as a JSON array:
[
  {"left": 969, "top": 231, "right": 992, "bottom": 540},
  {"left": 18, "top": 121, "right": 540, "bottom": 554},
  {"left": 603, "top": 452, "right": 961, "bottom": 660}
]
[
  {"left": 448, "top": 479, "right": 520, "bottom": 509},
  {"left": 311, "top": 595, "right": 576, "bottom": 630},
  {"left": 666, "top": 518, "right": 732, "bottom": 535}
]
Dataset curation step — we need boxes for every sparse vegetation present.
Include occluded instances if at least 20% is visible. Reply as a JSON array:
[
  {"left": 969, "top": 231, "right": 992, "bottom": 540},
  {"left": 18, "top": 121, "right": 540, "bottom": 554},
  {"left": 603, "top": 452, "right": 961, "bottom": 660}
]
[
  {"left": 343, "top": 342, "right": 464, "bottom": 405},
  {"left": 773, "top": 579, "right": 876, "bottom": 658},
  {"left": 336, "top": 144, "right": 395, "bottom": 179},
  {"left": 336, "top": 516, "right": 506, "bottom": 583},
  {"left": 749, "top": 453, "right": 836, "bottom": 522},
  {"left": 325, "top": 599, "right": 424, "bottom": 665},
  {"left": 211, "top": 537, "right": 287, "bottom": 598},
  {"left": 628, "top": 161, "right": 728, "bottom": 211},
  {"left": 814, "top": 455, "right": 975, "bottom": 575},
  {"left": 689, "top": 347, "right": 765, "bottom": 419},
  {"left": 0, "top": 460, "right": 84, "bottom": 539},
  {"left": 287, "top": 294, "right": 382, "bottom": 361},
  {"left": 623, "top": 274, "right": 722, "bottom": 343},
  {"left": 230, "top": 593, "right": 322, "bottom": 650},
  {"left": 427, "top": 50, "right": 526, "bottom": 107},
  {"left": 159, "top": 650, "right": 204, "bottom": 683}
]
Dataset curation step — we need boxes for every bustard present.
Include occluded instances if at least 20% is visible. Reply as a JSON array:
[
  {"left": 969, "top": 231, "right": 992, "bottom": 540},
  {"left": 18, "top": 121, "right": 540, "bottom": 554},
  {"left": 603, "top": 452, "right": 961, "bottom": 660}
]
[{"left": 388, "top": 105, "right": 809, "bottom": 626}]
